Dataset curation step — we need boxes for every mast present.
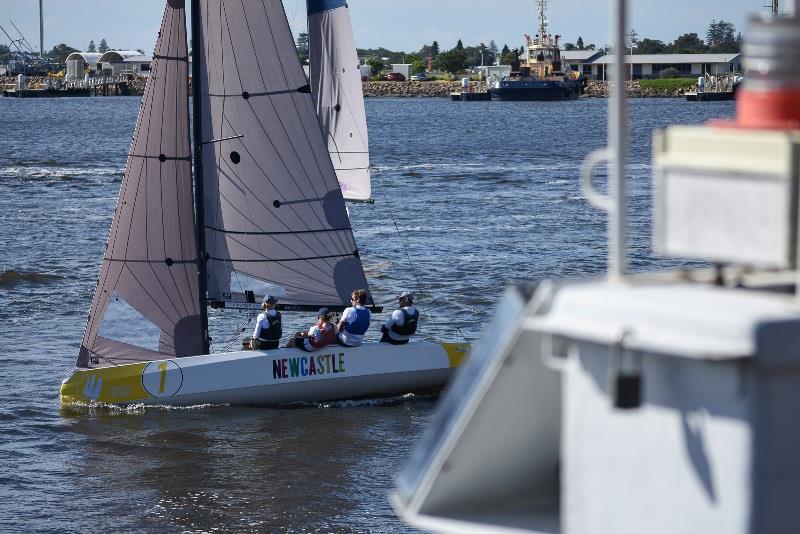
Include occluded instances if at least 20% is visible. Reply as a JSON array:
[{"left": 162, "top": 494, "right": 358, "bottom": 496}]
[
  {"left": 39, "top": 0, "right": 43, "bottom": 58},
  {"left": 190, "top": 0, "right": 210, "bottom": 355},
  {"left": 538, "top": 0, "right": 547, "bottom": 38}
]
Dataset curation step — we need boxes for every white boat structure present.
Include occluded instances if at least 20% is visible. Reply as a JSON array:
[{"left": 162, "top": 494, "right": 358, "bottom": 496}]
[
  {"left": 60, "top": 0, "right": 467, "bottom": 407},
  {"left": 393, "top": 3, "right": 800, "bottom": 534}
]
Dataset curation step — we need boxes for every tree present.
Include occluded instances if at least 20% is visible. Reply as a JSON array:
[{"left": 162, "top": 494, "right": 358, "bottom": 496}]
[
  {"left": 410, "top": 57, "right": 427, "bottom": 75},
  {"left": 0, "top": 44, "right": 9, "bottom": 63},
  {"left": 433, "top": 48, "right": 467, "bottom": 74},
  {"left": 98, "top": 39, "right": 109, "bottom": 53},
  {"left": 576, "top": 36, "right": 584, "bottom": 50},
  {"left": 431, "top": 40, "right": 440, "bottom": 57},
  {"left": 563, "top": 42, "right": 576, "bottom": 51},
  {"left": 48, "top": 43, "right": 79, "bottom": 64},
  {"left": 365, "top": 57, "right": 384, "bottom": 75},
  {"left": 635, "top": 38, "right": 667, "bottom": 54},
  {"left": 668, "top": 33, "right": 706, "bottom": 53},
  {"left": 87, "top": 40, "right": 96, "bottom": 52},
  {"left": 499, "top": 43, "right": 516, "bottom": 64},
  {"left": 488, "top": 40, "right": 498, "bottom": 60},
  {"left": 455, "top": 39, "right": 464, "bottom": 50},
  {"left": 296, "top": 32, "right": 309, "bottom": 63},
  {"left": 706, "top": 20, "right": 738, "bottom": 52}
]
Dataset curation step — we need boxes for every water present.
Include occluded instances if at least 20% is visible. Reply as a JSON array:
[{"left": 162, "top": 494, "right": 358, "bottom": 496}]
[{"left": 0, "top": 96, "right": 734, "bottom": 532}]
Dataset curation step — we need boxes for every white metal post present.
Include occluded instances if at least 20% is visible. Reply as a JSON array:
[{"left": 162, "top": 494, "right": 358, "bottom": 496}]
[{"left": 609, "top": 0, "right": 628, "bottom": 280}]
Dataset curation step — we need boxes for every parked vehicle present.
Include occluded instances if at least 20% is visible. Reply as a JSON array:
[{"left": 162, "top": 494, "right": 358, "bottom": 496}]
[
  {"left": 387, "top": 72, "right": 406, "bottom": 81},
  {"left": 410, "top": 74, "right": 429, "bottom": 81}
]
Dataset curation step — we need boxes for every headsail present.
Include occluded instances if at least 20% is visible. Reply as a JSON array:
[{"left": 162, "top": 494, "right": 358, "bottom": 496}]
[
  {"left": 77, "top": 0, "right": 202, "bottom": 368},
  {"left": 307, "top": 0, "right": 372, "bottom": 202},
  {"left": 196, "top": 0, "right": 371, "bottom": 309}
]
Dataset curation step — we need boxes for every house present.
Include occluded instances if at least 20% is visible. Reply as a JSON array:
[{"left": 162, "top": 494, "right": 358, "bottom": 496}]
[
  {"left": 586, "top": 53, "right": 742, "bottom": 80},
  {"left": 561, "top": 49, "right": 606, "bottom": 78}
]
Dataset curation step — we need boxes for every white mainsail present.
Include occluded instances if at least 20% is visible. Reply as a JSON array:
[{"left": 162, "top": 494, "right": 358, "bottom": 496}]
[
  {"left": 195, "top": 0, "right": 371, "bottom": 309},
  {"left": 307, "top": 0, "right": 372, "bottom": 202},
  {"left": 77, "top": 0, "right": 202, "bottom": 369}
]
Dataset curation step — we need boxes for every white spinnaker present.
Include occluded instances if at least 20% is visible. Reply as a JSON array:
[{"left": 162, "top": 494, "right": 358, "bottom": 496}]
[{"left": 308, "top": 0, "right": 371, "bottom": 202}]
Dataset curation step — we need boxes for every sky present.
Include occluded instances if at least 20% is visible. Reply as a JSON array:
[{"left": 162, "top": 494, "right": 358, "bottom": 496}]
[{"left": 2, "top": 0, "right": 768, "bottom": 56}]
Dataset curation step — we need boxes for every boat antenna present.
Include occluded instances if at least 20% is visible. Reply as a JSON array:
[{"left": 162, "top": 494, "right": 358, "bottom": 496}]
[
  {"left": 39, "top": 0, "right": 43, "bottom": 58},
  {"left": 190, "top": 0, "right": 211, "bottom": 354},
  {"left": 538, "top": 0, "right": 548, "bottom": 41}
]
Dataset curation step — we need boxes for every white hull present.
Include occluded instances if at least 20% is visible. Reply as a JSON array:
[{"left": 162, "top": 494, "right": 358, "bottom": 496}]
[{"left": 61, "top": 341, "right": 468, "bottom": 406}]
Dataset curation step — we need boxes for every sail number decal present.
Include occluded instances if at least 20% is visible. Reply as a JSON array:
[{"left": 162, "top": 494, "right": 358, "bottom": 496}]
[
  {"left": 142, "top": 360, "right": 184, "bottom": 398},
  {"left": 272, "top": 353, "right": 346, "bottom": 380}
]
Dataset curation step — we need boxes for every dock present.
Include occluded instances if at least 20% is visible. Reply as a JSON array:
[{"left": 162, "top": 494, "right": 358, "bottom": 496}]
[{"left": 450, "top": 91, "right": 491, "bottom": 101}]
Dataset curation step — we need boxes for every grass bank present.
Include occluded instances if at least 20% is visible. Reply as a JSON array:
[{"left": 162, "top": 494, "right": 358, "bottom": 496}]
[{"left": 638, "top": 78, "right": 697, "bottom": 91}]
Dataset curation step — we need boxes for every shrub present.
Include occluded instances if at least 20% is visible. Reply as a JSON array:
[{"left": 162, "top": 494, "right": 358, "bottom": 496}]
[{"left": 659, "top": 67, "right": 681, "bottom": 79}]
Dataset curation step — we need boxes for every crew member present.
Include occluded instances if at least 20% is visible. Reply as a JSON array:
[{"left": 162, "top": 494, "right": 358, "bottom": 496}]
[
  {"left": 288, "top": 307, "right": 337, "bottom": 351},
  {"left": 336, "top": 288, "right": 371, "bottom": 347},
  {"left": 380, "top": 291, "right": 419, "bottom": 345},
  {"left": 251, "top": 295, "right": 281, "bottom": 350}
]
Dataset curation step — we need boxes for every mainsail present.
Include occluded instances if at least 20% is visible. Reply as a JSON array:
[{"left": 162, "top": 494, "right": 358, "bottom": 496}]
[
  {"left": 77, "top": 0, "right": 202, "bottom": 368},
  {"left": 307, "top": 0, "right": 372, "bottom": 202},
  {"left": 196, "top": 0, "right": 371, "bottom": 309}
]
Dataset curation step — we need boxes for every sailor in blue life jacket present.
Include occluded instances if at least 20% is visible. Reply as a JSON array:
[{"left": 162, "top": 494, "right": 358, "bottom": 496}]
[
  {"left": 380, "top": 291, "right": 419, "bottom": 345},
  {"left": 336, "top": 288, "right": 371, "bottom": 347},
  {"left": 250, "top": 294, "right": 282, "bottom": 350}
]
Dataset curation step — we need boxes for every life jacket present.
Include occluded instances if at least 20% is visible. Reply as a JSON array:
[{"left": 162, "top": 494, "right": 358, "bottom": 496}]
[
  {"left": 391, "top": 308, "right": 419, "bottom": 336},
  {"left": 344, "top": 307, "right": 370, "bottom": 336},
  {"left": 309, "top": 322, "right": 336, "bottom": 349},
  {"left": 258, "top": 311, "right": 282, "bottom": 342}
]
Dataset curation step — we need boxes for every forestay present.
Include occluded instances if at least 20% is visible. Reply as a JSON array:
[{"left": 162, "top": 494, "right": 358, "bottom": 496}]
[
  {"left": 196, "top": 0, "right": 371, "bottom": 309},
  {"left": 307, "top": 0, "right": 372, "bottom": 202},
  {"left": 77, "top": 0, "right": 203, "bottom": 369}
]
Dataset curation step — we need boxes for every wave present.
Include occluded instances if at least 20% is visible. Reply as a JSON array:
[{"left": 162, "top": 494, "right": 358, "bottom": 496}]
[
  {"left": 0, "top": 270, "right": 61, "bottom": 287},
  {"left": 0, "top": 164, "right": 123, "bottom": 182}
]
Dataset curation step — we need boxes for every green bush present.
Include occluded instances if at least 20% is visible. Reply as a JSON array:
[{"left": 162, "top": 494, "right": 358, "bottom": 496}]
[{"left": 639, "top": 78, "right": 697, "bottom": 91}]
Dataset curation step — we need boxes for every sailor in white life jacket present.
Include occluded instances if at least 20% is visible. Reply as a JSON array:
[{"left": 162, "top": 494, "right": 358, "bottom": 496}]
[
  {"left": 251, "top": 294, "right": 282, "bottom": 350},
  {"left": 380, "top": 291, "right": 419, "bottom": 345}
]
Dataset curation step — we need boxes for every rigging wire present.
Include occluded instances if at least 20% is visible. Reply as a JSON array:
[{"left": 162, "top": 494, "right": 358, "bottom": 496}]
[{"left": 373, "top": 168, "right": 470, "bottom": 344}]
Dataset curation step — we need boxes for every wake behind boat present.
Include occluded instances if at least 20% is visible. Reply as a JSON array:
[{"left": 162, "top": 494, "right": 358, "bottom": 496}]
[{"left": 60, "top": 0, "right": 467, "bottom": 407}]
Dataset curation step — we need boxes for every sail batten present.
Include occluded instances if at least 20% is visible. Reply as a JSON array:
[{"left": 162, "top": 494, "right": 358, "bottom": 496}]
[
  {"left": 77, "top": 0, "right": 202, "bottom": 369},
  {"left": 197, "top": 0, "right": 370, "bottom": 309},
  {"left": 308, "top": 0, "right": 372, "bottom": 201}
]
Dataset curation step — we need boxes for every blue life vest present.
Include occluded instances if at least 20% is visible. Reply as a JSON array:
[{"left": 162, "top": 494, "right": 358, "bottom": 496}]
[{"left": 344, "top": 307, "right": 370, "bottom": 336}]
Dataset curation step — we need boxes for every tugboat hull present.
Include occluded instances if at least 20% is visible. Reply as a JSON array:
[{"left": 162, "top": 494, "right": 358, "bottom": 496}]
[{"left": 490, "top": 80, "right": 581, "bottom": 101}]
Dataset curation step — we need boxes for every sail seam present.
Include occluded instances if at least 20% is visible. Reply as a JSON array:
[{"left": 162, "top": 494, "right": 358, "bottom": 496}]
[
  {"left": 128, "top": 154, "right": 191, "bottom": 160},
  {"left": 102, "top": 257, "right": 197, "bottom": 264},
  {"left": 153, "top": 53, "right": 188, "bottom": 61},
  {"left": 205, "top": 225, "right": 352, "bottom": 235},
  {"left": 207, "top": 87, "right": 307, "bottom": 98},
  {"left": 207, "top": 252, "right": 356, "bottom": 263}
]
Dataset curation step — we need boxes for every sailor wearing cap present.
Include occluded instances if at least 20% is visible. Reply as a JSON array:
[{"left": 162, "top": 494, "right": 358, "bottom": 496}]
[
  {"left": 251, "top": 295, "right": 282, "bottom": 350},
  {"left": 288, "top": 307, "right": 337, "bottom": 352},
  {"left": 380, "top": 291, "right": 419, "bottom": 345}
]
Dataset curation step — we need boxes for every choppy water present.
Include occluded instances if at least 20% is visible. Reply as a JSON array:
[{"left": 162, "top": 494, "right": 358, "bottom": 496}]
[{"left": 0, "top": 95, "right": 734, "bottom": 532}]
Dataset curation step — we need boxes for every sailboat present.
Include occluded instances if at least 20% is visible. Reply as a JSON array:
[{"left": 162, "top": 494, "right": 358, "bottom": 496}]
[
  {"left": 307, "top": 0, "right": 372, "bottom": 202},
  {"left": 59, "top": 0, "right": 467, "bottom": 407}
]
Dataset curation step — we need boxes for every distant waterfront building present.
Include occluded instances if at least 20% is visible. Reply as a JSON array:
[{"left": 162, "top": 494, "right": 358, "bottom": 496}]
[
  {"left": 561, "top": 49, "right": 606, "bottom": 78},
  {"left": 98, "top": 50, "right": 151, "bottom": 78},
  {"left": 587, "top": 53, "right": 742, "bottom": 80},
  {"left": 65, "top": 52, "right": 102, "bottom": 80}
]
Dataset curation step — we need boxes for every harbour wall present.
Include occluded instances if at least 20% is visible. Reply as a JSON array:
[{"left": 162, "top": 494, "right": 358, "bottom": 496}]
[{"left": 1, "top": 76, "right": 688, "bottom": 98}]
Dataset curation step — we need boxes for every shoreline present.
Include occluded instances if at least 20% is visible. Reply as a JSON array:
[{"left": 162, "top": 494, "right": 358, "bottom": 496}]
[{"left": 2, "top": 76, "right": 690, "bottom": 98}]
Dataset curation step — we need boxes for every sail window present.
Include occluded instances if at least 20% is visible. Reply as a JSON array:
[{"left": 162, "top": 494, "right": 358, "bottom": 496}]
[
  {"left": 98, "top": 292, "right": 161, "bottom": 351},
  {"left": 230, "top": 151, "right": 241, "bottom": 164}
]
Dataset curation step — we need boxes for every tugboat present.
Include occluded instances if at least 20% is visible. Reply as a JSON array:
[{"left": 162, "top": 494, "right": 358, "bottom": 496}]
[{"left": 490, "top": 0, "right": 584, "bottom": 101}]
